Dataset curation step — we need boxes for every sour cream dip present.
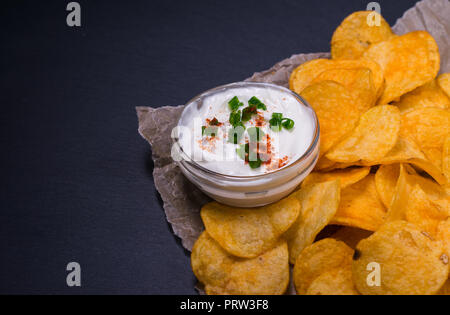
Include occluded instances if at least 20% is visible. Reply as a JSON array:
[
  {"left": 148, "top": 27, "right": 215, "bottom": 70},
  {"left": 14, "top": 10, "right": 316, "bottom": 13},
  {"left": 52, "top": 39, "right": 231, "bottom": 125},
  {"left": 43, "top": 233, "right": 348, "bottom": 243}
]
[{"left": 173, "top": 82, "right": 319, "bottom": 207}]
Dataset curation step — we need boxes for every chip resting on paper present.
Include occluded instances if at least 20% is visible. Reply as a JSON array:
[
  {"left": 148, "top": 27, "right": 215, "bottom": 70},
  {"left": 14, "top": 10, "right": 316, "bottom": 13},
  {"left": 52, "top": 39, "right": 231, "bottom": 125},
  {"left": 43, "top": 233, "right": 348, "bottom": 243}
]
[
  {"left": 331, "top": 11, "right": 394, "bottom": 60},
  {"left": 438, "top": 73, "right": 450, "bottom": 98},
  {"left": 300, "top": 81, "right": 360, "bottom": 155},
  {"left": 310, "top": 68, "right": 377, "bottom": 112},
  {"left": 285, "top": 180, "right": 341, "bottom": 264},
  {"left": 362, "top": 30, "right": 440, "bottom": 105},
  {"left": 326, "top": 105, "right": 401, "bottom": 163},
  {"left": 290, "top": 58, "right": 385, "bottom": 98},
  {"left": 352, "top": 221, "right": 449, "bottom": 295},
  {"left": 331, "top": 174, "right": 387, "bottom": 232},
  {"left": 293, "top": 238, "right": 353, "bottom": 295},
  {"left": 191, "top": 232, "right": 290, "bottom": 295},
  {"left": 201, "top": 196, "right": 300, "bottom": 258}
]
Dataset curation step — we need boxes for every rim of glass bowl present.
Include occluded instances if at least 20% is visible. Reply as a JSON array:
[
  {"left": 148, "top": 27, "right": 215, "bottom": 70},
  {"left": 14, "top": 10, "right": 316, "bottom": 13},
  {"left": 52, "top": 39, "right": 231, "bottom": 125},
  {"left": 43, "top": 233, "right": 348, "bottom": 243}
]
[{"left": 174, "top": 81, "right": 320, "bottom": 180}]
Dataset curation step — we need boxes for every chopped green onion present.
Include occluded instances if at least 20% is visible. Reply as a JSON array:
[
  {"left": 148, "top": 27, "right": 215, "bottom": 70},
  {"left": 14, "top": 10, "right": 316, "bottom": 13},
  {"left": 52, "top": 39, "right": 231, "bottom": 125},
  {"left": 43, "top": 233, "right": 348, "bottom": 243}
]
[
  {"left": 248, "top": 159, "right": 262, "bottom": 169},
  {"left": 248, "top": 96, "right": 267, "bottom": 110},
  {"left": 282, "top": 118, "right": 295, "bottom": 130},
  {"left": 228, "top": 96, "right": 243, "bottom": 111},
  {"left": 269, "top": 112, "right": 295, "bottom": 132},
  {"left": 229, "top": 110, "right": 242, "bottom": 127}
]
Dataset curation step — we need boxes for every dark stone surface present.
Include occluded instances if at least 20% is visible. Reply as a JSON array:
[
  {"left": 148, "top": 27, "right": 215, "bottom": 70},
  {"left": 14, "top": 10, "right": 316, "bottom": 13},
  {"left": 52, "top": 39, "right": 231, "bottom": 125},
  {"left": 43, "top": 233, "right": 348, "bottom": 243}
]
[{"left": 0, "top": 0, "right": 417, "bottom": 294}]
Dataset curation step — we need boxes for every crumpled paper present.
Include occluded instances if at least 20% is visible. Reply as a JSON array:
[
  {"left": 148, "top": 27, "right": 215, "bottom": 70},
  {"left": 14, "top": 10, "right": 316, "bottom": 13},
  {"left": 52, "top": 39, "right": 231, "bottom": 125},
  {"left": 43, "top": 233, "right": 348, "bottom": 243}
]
[{"left": 137, "top": 0, "right": 450, "bottom": 268}]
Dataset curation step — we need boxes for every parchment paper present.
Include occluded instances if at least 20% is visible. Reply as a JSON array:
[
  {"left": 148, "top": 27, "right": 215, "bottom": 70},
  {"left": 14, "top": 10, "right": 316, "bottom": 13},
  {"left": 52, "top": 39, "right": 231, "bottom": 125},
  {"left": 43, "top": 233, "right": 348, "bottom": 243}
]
[{"left": 137, "top": 0, "right": 450, "bottom": 263}]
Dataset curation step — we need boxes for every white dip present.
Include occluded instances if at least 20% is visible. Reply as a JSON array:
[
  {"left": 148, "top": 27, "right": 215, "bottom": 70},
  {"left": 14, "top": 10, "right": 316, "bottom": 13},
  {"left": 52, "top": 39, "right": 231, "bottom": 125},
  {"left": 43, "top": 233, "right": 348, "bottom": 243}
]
[{"left": 177, "top": 86, "right": 315, "bottom": 176}]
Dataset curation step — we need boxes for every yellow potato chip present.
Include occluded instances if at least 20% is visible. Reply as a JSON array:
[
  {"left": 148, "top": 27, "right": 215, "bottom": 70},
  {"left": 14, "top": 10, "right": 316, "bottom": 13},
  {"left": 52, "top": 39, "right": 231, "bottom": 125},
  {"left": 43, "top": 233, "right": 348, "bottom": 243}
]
[
  {"left": 363, "top": 31, "right": 440, "bottom": 105},
  {"left": 331, "top": 174, "right": 387, "bottom": 232},
  {"left": 306, "top": 268, "right": 359, "bottom": 295},
  {"left": 293, "top": 238, "right": 353, "bottom": 295},
  {"left": 286, "top": 180, "right": 341, "bottom": 264},
  {"left": 352, "top": 221, "right": 449, "bottom": 295},
  {"left": 437, "top": 280, "right": 450, "bottom": 295},
  {"left": 326, "top": 105, "right": 401, "bottom": 163},
  {"left": 400, "top": 108, "right": 450, "bottom": 171},
  {"left": 437, "top": 219, "right": 450, "bottom": 258},
  {"left": 300, "top": 81, "right": 360, "bottom": 155},
  {"left": 387, "top": 164, "right": 449, "bottom": 224},
  {"left": 301, "top": 166, "right": 370, "bottom": 189},
  {"left": 331, "top": 11, "right": 394, "bottom": 60},
  {"left": 393, "top": 80, "right": 450, "bottom": 113},
  {"left": 375, "top": 164, "right": 400, "bottom": 208},
  {"left": 290, "top": 58, "right": 385, "bottom": 97},
  {"left": 191, "top": 232, "right": 290, "bottom": 295},
  {"left": 311, "top": 67, "right": 377, "bottom": 112},
  {"left": 356, "top": 136, "right": 446, "bottom": 185},
  {"left": 404, "top": 184, "right": 448, "bottom": 237},
  {"left": 438, "top": 73, "right": 450, "bottom": 98},
  {"left": 331, "top": 226, "right": 373, "bottom": 249},
  {"left": 200, "top": 197, "right": 300, "bottom": 258},
  {"left": 314, "top": 156, "right": 336, "bottom": 170},
  {"left": 443, "top": 136, "right": 450, "bottom": 182}
]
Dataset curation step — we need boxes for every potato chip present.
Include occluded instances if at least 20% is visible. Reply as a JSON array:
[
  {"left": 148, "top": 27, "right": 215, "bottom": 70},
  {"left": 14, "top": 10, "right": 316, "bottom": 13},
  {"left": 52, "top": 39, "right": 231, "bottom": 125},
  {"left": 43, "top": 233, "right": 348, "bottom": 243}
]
[
  {"left": 353, "top": 136, "right": 447, "bottom": 185},
  {"left": 314, "top": 156, "right": 336, "bottom": 170},
  {"left": 352, "top": 221, "right": 449, "bottom": 295},
  {"left": 201, "top": 196, "right": 300, "bottom": 258},
  {"left": 191, "top": 232, "right": 290, "bottom": 295},
  {"left": 331, "top": 11, "right": 394, "bottom": 60},
  {"left": 293, "top": 238, "right": 353, "bottom": 295},
  {"left": 400, "top": 108, "right": 450, "bottom": 171},
  {"left": 443, "top": 136, "right": 450, "bottom": 182},
  {"left": 437, "top": 219, "right": 450, "bottom": 258},
  {"left": 438, "top": 73, "right": 450, "bottom": 99},
  {"left": 301, "top": 166, "right": 370, "bottom": 189},
  {"left": 375, "top": 164, "right": 400, "bottom": 208},
  {"left": 300, "top": 81, "right": 360, "bottom": 155},
  {"left": 326, "top": 105, "right": 401, "bottom": 163},
  {"left": 331, "top": 226, "right": 373, "bottom": 249},
  {"left": 306, "top": 268, "right": 359, "bottom": 295},
  {"left": 363, "top": 31, "right": 440, "bottom": 105},
  {"left": 393, "top": 80, "right": 450, "bottom": 113},
  {"left": 437, "top": 280, "right": 450, "bottom": 295},
  {"left": 388, "top": 164, "right": 449, "bottom": 224},
  {"left": 311, "top": 68, "right": 377, "bottom": 112},
  {"left": 403, "top": 184, "right": 448, "bottom": 237},
  {"left": 290, "top": 58, "right": 385, "bottom": 97},
  {"left": 331, "top": 174, "right": 387, "bottom": 231},
  {"left": 286, "top": 180, "right": 341, "bottom": 264}
]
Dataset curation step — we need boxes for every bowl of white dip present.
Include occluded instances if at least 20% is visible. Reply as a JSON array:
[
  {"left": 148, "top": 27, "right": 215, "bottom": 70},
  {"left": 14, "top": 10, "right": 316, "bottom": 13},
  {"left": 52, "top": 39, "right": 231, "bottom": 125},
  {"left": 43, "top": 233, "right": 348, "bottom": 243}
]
[{"left": 172, "top": 82, "right": 319, "bottom": 207}]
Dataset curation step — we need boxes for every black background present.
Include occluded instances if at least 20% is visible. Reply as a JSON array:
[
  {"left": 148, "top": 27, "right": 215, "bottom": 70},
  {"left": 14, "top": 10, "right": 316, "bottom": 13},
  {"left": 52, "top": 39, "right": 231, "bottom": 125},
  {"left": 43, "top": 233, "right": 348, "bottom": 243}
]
[{"left": 0, "top": 0, "right": 417, "bottom": 294}]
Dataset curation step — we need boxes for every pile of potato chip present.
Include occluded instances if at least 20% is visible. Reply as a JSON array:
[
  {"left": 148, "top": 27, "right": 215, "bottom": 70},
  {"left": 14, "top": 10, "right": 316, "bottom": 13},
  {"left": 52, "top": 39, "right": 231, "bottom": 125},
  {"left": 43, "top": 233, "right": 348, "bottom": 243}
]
[{"left": 191, "top": 11, "right": 450, "bottom": 295}]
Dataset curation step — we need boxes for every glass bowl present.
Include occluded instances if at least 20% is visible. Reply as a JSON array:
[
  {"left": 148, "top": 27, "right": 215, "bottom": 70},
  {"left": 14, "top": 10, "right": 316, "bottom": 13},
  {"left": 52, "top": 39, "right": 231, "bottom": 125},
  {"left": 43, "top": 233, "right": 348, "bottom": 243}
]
[{"left": 171, "top": 82, "right": 320, "bottom": 207}]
